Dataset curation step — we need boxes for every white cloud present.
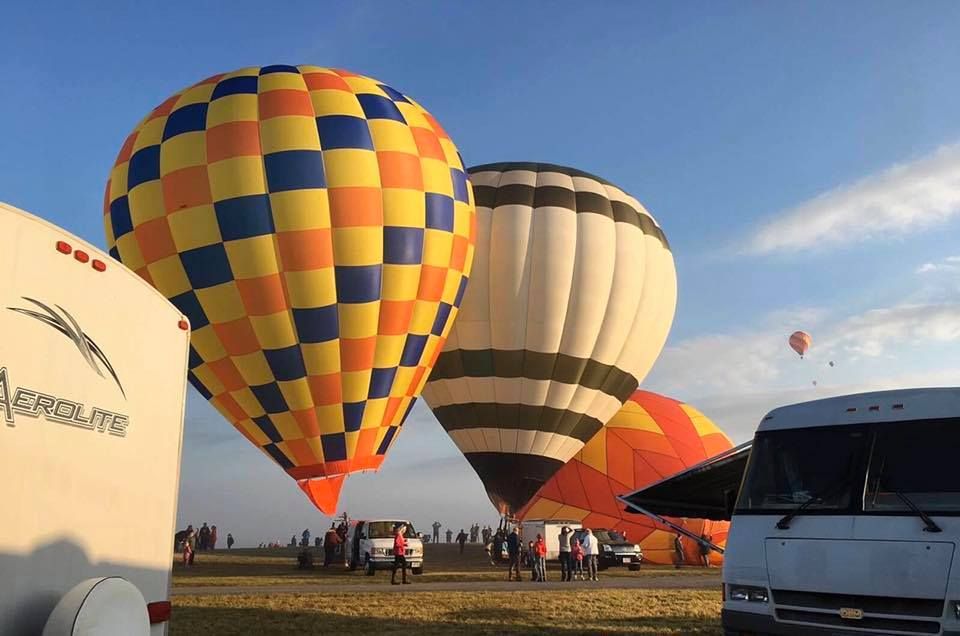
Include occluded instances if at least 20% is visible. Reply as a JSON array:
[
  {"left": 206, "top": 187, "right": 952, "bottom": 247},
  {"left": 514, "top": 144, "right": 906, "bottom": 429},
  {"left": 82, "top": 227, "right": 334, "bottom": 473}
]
[
  {"left": 917, "top": 255, "right": 960, "bottom": 274},
  {"left": 744, "top": 143, "right": 960, "bottom": 254}
]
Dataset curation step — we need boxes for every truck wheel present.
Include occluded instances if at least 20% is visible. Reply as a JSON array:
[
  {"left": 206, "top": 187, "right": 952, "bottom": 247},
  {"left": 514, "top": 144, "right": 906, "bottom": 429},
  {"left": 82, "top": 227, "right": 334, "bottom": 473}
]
[
  {"left": 349, "top": 558, "right": 357, "bottom": 571},
  {"left": 365, "top": 557, "right": 375, "bottom": 576},
  {"left": 412, "top": 566, "right": 423, "bottom": 575}
]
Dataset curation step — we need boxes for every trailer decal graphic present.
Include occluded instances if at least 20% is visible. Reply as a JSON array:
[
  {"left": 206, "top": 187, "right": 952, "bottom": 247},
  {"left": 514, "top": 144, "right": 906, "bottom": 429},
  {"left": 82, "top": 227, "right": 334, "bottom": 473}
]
[{"left": 7, "top": 297, "right": 125, "bottom": 397}]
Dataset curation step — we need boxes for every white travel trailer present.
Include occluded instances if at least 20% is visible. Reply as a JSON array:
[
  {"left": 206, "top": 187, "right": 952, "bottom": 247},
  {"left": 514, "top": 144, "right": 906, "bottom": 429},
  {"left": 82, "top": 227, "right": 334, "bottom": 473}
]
[{"left": 0, "top": 202, "right": 191, "bottom": 635}]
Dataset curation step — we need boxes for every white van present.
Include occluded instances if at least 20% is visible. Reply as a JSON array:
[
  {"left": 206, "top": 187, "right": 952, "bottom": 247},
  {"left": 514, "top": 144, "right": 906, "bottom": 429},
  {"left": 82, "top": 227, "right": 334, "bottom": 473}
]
[
  {"left": 0, "top": 202, "right": 191, "bottom": 635},
  {"left": 346, "top": 520, "right": 424, "bottom": 575},
  {"left": 520, "top": 520, "right": 582, "bottom": 560}
]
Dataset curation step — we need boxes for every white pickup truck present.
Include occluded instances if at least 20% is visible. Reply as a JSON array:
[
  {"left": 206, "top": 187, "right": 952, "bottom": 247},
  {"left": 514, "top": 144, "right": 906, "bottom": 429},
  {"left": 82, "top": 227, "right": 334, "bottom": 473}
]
[{"left": 0, "top": 202, "right": 191, "bottom": 635}]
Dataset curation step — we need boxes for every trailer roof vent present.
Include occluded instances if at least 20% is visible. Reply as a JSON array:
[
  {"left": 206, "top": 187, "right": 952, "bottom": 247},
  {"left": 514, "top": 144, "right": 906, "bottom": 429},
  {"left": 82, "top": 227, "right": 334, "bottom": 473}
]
[
  {"left": 892, "top": 403, "right": 905, "bottom": 410},
  {"left": 845, "top": 407, "right": 857, "bottom": 413},
  {"left": 868, "top": 405, "right": 880, "bottom": 412}
]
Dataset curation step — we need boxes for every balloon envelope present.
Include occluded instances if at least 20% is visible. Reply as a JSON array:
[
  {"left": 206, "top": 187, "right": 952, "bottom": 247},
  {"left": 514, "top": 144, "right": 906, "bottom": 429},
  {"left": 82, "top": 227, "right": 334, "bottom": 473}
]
[
  {"left": 104, "top": 65, "right": 476, "bottom": 513},
  {"left": 422, "top": 162, "right": 677, "bottom": 516},
  {"left": 789, "top": 331, "right": 811, "bottom": 358},
  {"left": 518, "top": 390, "right": 734, "bottom": 565}
]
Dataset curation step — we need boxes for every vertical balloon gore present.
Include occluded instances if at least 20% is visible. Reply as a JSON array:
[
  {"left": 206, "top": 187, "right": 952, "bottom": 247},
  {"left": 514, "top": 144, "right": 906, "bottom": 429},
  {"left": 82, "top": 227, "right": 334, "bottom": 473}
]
[{"left": 298, "top": 475, "right": 347, "bottom": 515}]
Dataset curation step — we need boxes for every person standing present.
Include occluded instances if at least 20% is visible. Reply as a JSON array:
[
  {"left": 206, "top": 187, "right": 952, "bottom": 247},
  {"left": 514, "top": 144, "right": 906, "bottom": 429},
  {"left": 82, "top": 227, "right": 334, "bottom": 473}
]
[
  {"left": 210, "top": 525, "right": 218, "bottom": 550},
  {"left": 446, "top": 528, "right": 453, "bottom": 544},
  {"left": 226, "top": 533, "right": 234, "bottom": 550},
  {"left": 699, "top": 533, "right": 711, "bottom": 567},
  {"left": 432, "top": 521, "right": 441, "bottom": 543},
  {"left": 558, "top": 526, "right": 572, "bottom": 582},
  {"left": 506, "top": 527, "right": 522, "bottom": 581},
  {"left": 582, "top": 528, "right": 599, "bottom": 581},
  {"left": 302, "top": 528, "right": 311, "bottom": 548},
  {"left": 391, "top": 523, "right": 410, "bottom": 585},
  {"left": 571, "top": 538, "right": 585, "bottom": 580},
  {"left": 674, "top": 533, "right": 685, "bottom": 569},
  {"left": 199, "top": 523, "right": 210, "bottom": 551},
  {"left": 185, "top": 525, "right": 196, "bottom": 565},
  {"left": 456, "top": 529, "right": 468, "bottom": 554},
  {"left": 533, "top": 534, "right": 547, "bottom": 582},
  {"left": 323, "top": 523, "right": 341, "bottom": 567}
]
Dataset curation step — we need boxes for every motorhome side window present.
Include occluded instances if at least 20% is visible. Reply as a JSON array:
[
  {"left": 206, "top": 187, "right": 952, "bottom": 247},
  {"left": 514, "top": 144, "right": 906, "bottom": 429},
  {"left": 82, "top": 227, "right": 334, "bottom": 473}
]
[{"left": 864, "top": 418, "right": 960, "bottom": 511}]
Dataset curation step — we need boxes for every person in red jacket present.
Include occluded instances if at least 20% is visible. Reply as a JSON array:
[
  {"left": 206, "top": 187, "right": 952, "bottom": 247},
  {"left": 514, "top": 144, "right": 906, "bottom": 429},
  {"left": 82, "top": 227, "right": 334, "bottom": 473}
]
[
  {"left": 391, "top": 523, "right": 410, "bottom": 585},
  {"left": 533, "top": 534, "right": 547, "bottom": 582}
]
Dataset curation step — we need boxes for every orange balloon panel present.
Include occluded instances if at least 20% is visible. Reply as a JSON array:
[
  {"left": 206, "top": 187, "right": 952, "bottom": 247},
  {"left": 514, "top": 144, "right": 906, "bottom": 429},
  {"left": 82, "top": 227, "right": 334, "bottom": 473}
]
[{"left": 517, "top": 390, "right": 733, "bottom": 565}]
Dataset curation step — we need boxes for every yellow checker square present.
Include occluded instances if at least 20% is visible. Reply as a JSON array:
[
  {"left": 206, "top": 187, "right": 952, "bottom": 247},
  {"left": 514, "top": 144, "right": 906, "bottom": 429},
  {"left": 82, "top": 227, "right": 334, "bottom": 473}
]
[
  {"left": 367, "top": 120, "right": 417, "bottom": 154},
  {"left": 395, "top": 103, "right": 429, "bottom": 129},
  {"left": 238, "top": 419, "right": 271, "bottom": 446},
  {"left": 382, "top": 190, "right": 425, "bottom": 227},
  {"left": 322, "top": 149, "right": 380, "bottom": 188},
  {"left": 302, "top": 341, "right": 341, "bottom": 375},
  {"left": 224, "top": 235, "right": 280, "bottom": 279},
  {"left": 128, "top": 181, "right": 166, "bottom": 225},
  {"left": 332, "top": 227, "right": 382, "bottom": 266},
  {"left": 337, "top": 302, "right": 379, "bottom": 339},
  {"left": 258, "top": 72, "right": 307, "bottom": 92},
  {"left": 381, "top": 264, "right": 420, "bottom": 301},
  {"left": 422, "top": 229, "right": 453, "bottom": 267},
  {"left": 408, "top": 300, "right": 438, "bottom": 334},
  {"left": 146, "top": 255, "right": 192, "bottom": 298},
  {"left": 195, "top": 281, "right": 247, "bottom": 324},
  {"left": 231, "top": 387, "right": 266, "bottom": 418},
  {"left": 249, "top": 311, "right": 298, "bottom": 349},
  {"left": 421, "top": 158, "right": 454, "bottom": 197},
  {"left": 341, "top": 370, "right": 372, "bottom": 403},
  {"left": 270, "top": 189, "right": 330, "bottom": 232},
  {"left": 191, "top": 325, "right": 228, "bottom": 362},
  {"left": 132, "top": 117, "right": 167, "bottom": 153},
  {"left": 174, "top": 83, "right": 216, "bottom": 109},
  {"left": 344, "top": 431, "right": 360, "bottom": 458},
  {"left": 439, "top": 306, "right": 461, "bottom": 339},
  {"left": 168, "top": 204, "right": 222, "bottom": 251},
  {"left": 297, "top": 65, "right": 329, "bottom": 74},
  {"left": 390, "top": 366, "right": 417, "bottom": 397},
  {"left": 160, "top": 131, "right": 207, "bottom": 176},
  {"left": 373, "top": 335, "right": 405, "bottom": 368},
  {"left": 191, "top": 364, "right": 226, "bottom": 397},
  {"left": 315, "top": 404, "right": 345, "bottom": 435},
  {"left": 310, "top": 90, "right": 364, "bottom": 118},
  {"left": 206, "top": 93, "right": 259, "bottom": 128},
  {"left": 208, "top": 156, "right": 267, "bottom": 201},
  {"left": 269, "top": 412, "right": 302, "bottom": 440},
  {"left": 441, "top": 269, "right": 462, "bottom": 303},
  {"left": 278, "top": 378, "right": 314, "bottom": 412},
  {"left": 344, "top": 76, "right": 386, "bottom": 97},
  {"left": 109, "top": 163, "right": 128, "bottom": 201},
  {"left": 439, "top": 138, "right": 463, "bottom": 170},
  {"left": 220, "top": 67, "right": 260, "bottom": 81},
  {"left": 284, "top": 269, "right": 336, "bottom": 308},
  {"left": 259, "top": 116, "right": 322, "bottom": 154},
  {"left": 453, "top": 201, "right": 472, "bottom": 237},
  {"left": 233, "top": 351, "right": 275, "bottom": 386},
  {"left": 361, "top": 398, "right": 388, "bottom": 429},
  {"left": 115, "top": 234, "right": 145, "bottom": 271},
  {"left": 103, "top": 218, "right": 115, "bottom": 248}
]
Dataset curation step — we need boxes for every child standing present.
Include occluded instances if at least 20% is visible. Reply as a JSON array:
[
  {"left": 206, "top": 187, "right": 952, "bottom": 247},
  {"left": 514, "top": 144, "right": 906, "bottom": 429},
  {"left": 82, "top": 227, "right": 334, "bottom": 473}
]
[{"left": 571, "top": 538, "right": 585, "bottom": 580}]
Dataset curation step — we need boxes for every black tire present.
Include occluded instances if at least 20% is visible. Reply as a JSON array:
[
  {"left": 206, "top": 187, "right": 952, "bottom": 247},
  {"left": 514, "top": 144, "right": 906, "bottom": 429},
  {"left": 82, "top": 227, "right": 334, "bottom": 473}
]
[
  {"left": 365, "top": 556, "right": 375, "bottom": 576},
  {"left": 412, "top": 566, "right": 423, "bottom": 575},
  {"left": 349, "top": 558, "right": 357, "bottom": 571}
]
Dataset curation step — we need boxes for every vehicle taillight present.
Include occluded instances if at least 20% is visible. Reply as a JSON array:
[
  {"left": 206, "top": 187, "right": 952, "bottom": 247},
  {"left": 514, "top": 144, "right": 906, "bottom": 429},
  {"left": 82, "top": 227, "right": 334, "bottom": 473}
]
[
  {"left": 56, "top": 240, "right": 72, "bottom": 254},
  {"left": 74, "top": 250, "right": 90, "bottom": 263},
  {"left": 147, "top": 601, "right": 171, "bottom": 624}
]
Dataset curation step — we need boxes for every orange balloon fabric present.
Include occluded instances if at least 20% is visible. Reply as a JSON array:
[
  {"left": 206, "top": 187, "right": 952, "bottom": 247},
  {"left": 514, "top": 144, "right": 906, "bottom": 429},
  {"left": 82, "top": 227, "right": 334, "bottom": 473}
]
[
  {"left": 517, "top": 390, "right": 734, "bottom": 565},
  {"left": 789, "top": 331, "right": 812, "bottom": 357}
]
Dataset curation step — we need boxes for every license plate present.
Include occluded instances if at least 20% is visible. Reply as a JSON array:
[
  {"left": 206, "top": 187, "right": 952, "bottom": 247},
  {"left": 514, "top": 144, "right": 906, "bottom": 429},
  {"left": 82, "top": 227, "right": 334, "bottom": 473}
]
[
  {"left": 839, "top": 608, "right": 863, "bottom": 620},
  {"left": 622, "top": 557, "right": 631, "bottom": 563}
]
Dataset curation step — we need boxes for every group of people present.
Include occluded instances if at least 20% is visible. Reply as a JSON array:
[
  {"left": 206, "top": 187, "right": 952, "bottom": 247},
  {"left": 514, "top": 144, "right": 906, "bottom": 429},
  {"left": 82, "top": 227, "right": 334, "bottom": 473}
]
[
  {"left": 322, "top": 521, "right": 349, "bottom": 566},
  {"left": 430, "top": 521, "right": 498, "bottom": 547},
  {"left": 177, "top": 523, "right": 234, "bottom": 566},
  {"left": 504, "top": 526, "right": 600, "bottom": 582}
]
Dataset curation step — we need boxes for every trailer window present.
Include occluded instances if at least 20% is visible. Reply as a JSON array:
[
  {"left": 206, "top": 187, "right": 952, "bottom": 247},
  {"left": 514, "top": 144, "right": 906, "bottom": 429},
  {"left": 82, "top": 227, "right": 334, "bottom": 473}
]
[
  {"left": 737, "top": 427, "right": 867, "bottom": 512},
  {"left": 865, "top": 418, "right": 960, "bottom": 512}
]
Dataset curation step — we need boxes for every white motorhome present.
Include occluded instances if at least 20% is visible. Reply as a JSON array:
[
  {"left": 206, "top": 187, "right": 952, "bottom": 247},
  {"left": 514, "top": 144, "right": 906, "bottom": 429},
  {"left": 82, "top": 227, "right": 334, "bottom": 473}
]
[
  {"left": 346, "top": 519, "right": 424, "bottom": 575},
  {"left": 0, "top": 202, "right": 191, "bottom": 635},
  {"left": 520, "top": 520, "right": 582, "bottom": 560}
]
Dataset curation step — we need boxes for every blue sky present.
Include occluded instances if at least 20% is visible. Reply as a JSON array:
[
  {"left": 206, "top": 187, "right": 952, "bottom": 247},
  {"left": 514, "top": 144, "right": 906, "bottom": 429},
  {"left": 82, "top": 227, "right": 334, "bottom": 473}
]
[{"left": 4, "top": 2, "right": 960, "bottom": 545}]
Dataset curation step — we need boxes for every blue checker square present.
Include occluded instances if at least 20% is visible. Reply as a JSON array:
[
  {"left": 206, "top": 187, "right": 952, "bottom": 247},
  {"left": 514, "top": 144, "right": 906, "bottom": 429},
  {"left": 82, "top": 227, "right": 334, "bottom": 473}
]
[
  {"left": 109, "top": 196, "right": 133, "bottom": 239},
  {"left": 368, "top": 367, "right": 397, "bottom": 399},
  {"left": 127, "top": 146, "right": 160, "bottom": 190},
  {"left": 425, "top": 193, "right": 454, "bottom": 231},
  {"left": 402, "top": 397, "right": 417, "bottom": 422},
  {"left": 335, "top": 264, "right": 382, "bottom": 303},
  {"left": 316, "top": 115, "right": 374, "bottom": 151},
  {"left": 264, "top": 150, "right": 326, "bottom": 192},
  {"left": 253, "top": 414, "right": 283, "bottom": 443},
  {"left": 260, "top": 64, "right": 300, "bottom": 75},
  {"left": 378, "top": 84, "right": 409, "bottom": 103},
  {"left": 212, "top": 75, "right": 259, "bottom": 100},
  {"left": 292, "top": 305, "right": 339, "bottom": 343},
  {"left": 399, "top": 333, "right": 428, "bottom": 367},
  {"left": 251, "top": 382, "right": 289, "bottom": 414},
  {"left": 358, "top": 94, "right": 405, "bottom": 123},
  {"left": 179, "top": 243, "right": 234, "bottom": 289},
  {"left": 431, "top": 302, "right": 452, "bottom": 336},
  {"left": 169, "top": 290, "right": 210, "bottom": 329},
  {"left": 108, "top": 246, "right": 121, "bottom": 261},
  {"left": 451, "top": 168, "right": 470, "bottom": 203},
  {"left": 264, "top": 443, "right": 295, "bottom": 469},
  {"left": 188, "top": 346, "right": 204, "bottom": 369},
  {"left": 321, "top": 433, "right": 348, "bottom": 462},
  {"left": 454, "top": 275, "right": 469, "bottom": 307},
  {"left": 215, "top": 194, "right": 275, "bottom": 241},
  {"left": 376, "top": 426, "right": 398, "bottom": 455},
  {"left": 343, "top": 402, "right": 365, "bottom": 432},
  {"left": 384, "top": 227, "right": 424, "bottom": 264},
  {"left": 187, "top": 372, "right": 213, "bottom": 400},
  {"left": 263, "top": 345, "right": 307, "bottom": 382},
  {"left": 162, "top": 103, "right": 208, "bottom": 141}
]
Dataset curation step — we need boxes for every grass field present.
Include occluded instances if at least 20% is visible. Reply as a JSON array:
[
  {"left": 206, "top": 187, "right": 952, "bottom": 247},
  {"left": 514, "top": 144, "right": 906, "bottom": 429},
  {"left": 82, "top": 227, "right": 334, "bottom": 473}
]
[{"left": 171, "top": 544, "right": 723, "bottom": 634}]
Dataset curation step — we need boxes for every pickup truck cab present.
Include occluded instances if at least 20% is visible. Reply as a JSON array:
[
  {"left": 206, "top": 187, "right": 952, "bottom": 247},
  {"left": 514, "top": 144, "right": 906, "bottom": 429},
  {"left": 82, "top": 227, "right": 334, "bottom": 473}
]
[
  {"left": 573, "top": 528, "right": 643, "bottom": 570},
  {"left": 347, "top": 520, "right": 424, "bottom": 576}
]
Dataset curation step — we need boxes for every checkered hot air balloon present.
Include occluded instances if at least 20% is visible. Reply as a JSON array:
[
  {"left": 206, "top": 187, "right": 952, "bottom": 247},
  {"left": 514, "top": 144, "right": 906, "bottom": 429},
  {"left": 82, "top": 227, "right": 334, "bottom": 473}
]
[
  {"left": 104, "top": 65, "right": 476, "bottom": 514},
  {"left": 421, "top": 163, "right": 677, "bottom": 516},
  {"left": 518, "top": 390, "right": 734, "bottom": 565}
]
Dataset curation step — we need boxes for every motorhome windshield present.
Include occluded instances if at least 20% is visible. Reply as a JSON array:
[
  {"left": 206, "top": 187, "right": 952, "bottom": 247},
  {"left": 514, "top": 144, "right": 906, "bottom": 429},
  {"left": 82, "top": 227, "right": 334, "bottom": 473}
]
[{"left": 736, "top": 418, "right": 960, "bottom": 515}]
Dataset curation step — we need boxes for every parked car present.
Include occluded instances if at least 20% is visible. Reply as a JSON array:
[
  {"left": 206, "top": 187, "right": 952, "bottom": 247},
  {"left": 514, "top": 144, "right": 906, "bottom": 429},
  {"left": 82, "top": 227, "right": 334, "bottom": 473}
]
[
  {"left": 347, "top": 520, "right": 424, "bottom": 576},
  {"left": 572, "top": 528, "right": 642, "bottom": 571}
]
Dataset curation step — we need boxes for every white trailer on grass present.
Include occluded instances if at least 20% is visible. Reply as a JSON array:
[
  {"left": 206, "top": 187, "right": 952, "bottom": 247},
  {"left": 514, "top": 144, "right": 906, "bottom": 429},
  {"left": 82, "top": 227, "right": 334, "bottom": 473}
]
[
  {"left": 520, "top": 519, "right": 582, "bottom": 560},
  {"left": 0, "top": 202, "right": 191, "bottom": 635}
]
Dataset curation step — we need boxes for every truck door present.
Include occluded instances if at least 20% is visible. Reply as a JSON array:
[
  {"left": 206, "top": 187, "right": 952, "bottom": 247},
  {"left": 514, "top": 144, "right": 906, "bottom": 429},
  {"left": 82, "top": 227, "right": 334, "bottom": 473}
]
[{"left": 352, "top": 522, "right": 364, "bottom": 564}]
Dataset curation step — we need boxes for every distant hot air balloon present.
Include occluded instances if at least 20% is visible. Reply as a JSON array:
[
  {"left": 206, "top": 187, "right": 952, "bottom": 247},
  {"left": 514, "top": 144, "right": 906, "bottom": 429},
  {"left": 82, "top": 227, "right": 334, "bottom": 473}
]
[
  {"left": 104, "top": 65, "right": 476, "bottom": 514},
  {"left": 422, "top": 162, "right": 677, "bottom": 517},
  {"left": 518, "top": 390, "right": 734, "bottom": 565},
  {"left": 789, "top": 331, "right": 811, "bottom": 358},
  {"left": 829, "top": 361, "right": 835, "bottom": 367}
]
